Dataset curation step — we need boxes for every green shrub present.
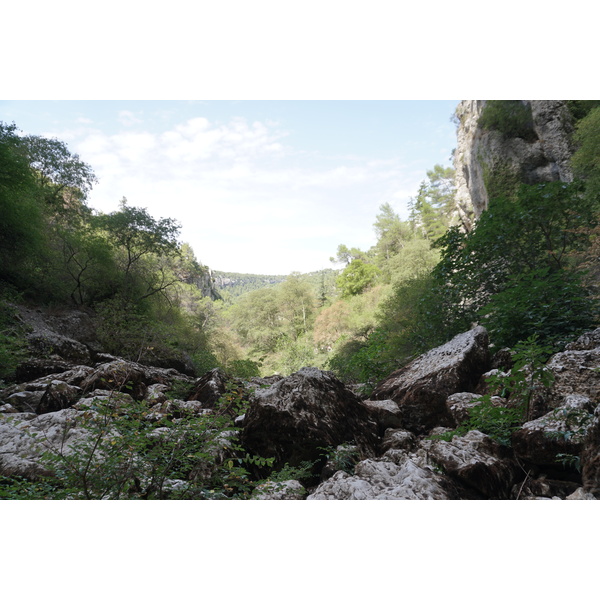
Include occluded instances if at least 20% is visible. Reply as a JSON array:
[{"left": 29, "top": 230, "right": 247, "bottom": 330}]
[
  {"left": 0, "top": 291, "right": 29, "bottom": 385},
  {"left": 479, "top": 100, "right": 536, "bottom": 140}
]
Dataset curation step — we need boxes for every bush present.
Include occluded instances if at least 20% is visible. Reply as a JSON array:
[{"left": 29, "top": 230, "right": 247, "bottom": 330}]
[
  {"left": 480, "top": 267, "right": 598, "bottom": 351},
  {"left": 479, "top": 100, "right": 536, "bottom": 140},
  {"left": 0, "top": 290, "right": 29, "bottom": 385}
]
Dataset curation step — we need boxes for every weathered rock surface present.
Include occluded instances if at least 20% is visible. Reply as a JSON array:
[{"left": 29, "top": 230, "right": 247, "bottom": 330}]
[
  {"left": 424, "top": 430, "right": 520, "bottom": 499},
  {"left": 537, "top": 333, "right": 600, "bottom": 415},
  {"left": 2, "top": 316, "right": 599, "bottom": 500},
  {"left": 362, "top": 399, "right": 404, "bottom": 435},
  {"left": 0, "top": 409, "right": 93, "bottom": 478},
  {"left": 453, "top": 100, "right": 575, "bottom": 222},
  {"left": 253, "top": 479, "right": 307, "bottom": 500},
  {"left": 241, "top": 367, "right": 378, "bottom": 470},
  {"left": 580, "top": 405, "right": 600, "bottom": 498},
  {"left": 370, "top": 326, "right": 490, "bottom": 433},
  {"left": 512, "top": 394, "right": 595, "bottom": 467},
  {"left": 307, "top": 453, "right": 459, "bottom": 500},
  {"left": 186, "top": 368, "right": 237, "bottom": 408}
]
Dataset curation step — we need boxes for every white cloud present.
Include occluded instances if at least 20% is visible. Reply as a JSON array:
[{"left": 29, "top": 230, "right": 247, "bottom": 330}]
[
  {"left": 68, "top": 115, "right": 423, "bottom": 274},
  {"left": 118, "top": 110, "right": 143, "bottom": 126}
]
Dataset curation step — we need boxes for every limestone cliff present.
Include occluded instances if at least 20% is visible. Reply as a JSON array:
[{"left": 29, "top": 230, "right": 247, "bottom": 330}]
[{"left": 453, "top": 100, "right": 576, "bottom": 228}]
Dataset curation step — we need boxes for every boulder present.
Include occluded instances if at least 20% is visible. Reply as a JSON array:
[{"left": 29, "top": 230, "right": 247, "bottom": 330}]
[
  {"left": 307, "top": 453, "right": 459, "bottom": 500},
  {"left": 380, "top": 428, "right": 417, "bottom": 453},
  {"left": 186, "top": 368, "right": 241, "bottom": 409},
  {"left": 423, "top": 430, "right": 521, "bottom": 499},
  {"left": 36, "top": 380, "right": 82, "bottom": 414},
  {"left": 512, "top": 394, "right": 595, "bottom": 468},
  {"left": 534, "top": 329, "right": 600, "bottom": 416},
  {"left": 253, "top": 480, "right": 307, "bottom": 500},
  {"left": 362, "top": 399, "right": 404, "bottom": 434},
  {"left": 26, "top": 330, "right": 91, "bottom": 365},
  {"left": 580, "top": 405, "right": 600, "bottom": 498},
  {"left": 370, "top": 326, "right": 490, "bottom": 433},
  {"left": 0, "top": 409, "right": 93, "bottom": 479},
  {"left": 512, "top": 476, "right": 580, "bottom": 500},
  {"left": 15, "top": 358, "right": 74, "bottom": 383},
  {"left": 80, "top": 359, "right": 148, "bottom": 400},
  {"left": 241, "top": 367, "right": 378, "bottom": 470}
]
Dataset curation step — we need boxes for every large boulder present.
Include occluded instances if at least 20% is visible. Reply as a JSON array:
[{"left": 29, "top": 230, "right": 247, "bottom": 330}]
[
  {"left": 0, "top": 409, "right": 93, "bottom": 478},
  {"left": 80, "top": 359, "right": 149, "bottom": 400},
  {"left": 532, "top": 328, "right": 600, "bottom": 417},
  {"left": 423, "top": 430, "right": 521, "bottom": 499},
  {"left": 511, "top": 394, "right": 596, "bottom": 468},
  {"left": 370, "top": 326, "right": 491, "bottom": 433},
  {"left": 241, "top": 367, "right": 378, "bottom": 470},
  {"left": 580, "top": 405, "right": 600, "bottom": 497},
  {"left": 307, "top": 452, "right": 459, "bottom": 500}
]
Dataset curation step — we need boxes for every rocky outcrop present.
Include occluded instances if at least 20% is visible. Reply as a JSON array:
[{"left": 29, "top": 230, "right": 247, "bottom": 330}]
[
  {"left": 423, "top": 430, "right": 520, "bottom": 499},
  {"left": 453, "top": 100, "right": 575, "bottom": 224},
  {"left": 369, "top": 326, "right": 490, "bottom": 433},
  {"left": 3, "top": 323, "right": 600, "bottom": 500},
  {"left": 307, "top": 452, "right": 460, "bottom": 500},
  {"left": 536, "top": 331, "right": 600, "bottom": 415},
  {"left": 512, "top": 394, "right": 595, "bottom": 467}
]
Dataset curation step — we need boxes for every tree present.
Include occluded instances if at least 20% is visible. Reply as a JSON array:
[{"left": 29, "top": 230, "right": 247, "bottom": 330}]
[
  {"left": 20, "top": 133, "right": 97, "bottom": 209},
  {"left": 95, "top": 198, "right": 181, "bottom": 301},
  {"left": 277, "top": 274, "right": 316, "bottom": 341},
  {"left": 430, "top": 180, "right": 599, "bottom": 348},
  {"left": 329, "top": 243, "right": 367, "bottom": 266},
  {"left": 572, "top": 105, "right": 600, "bottom": 203},
  {"left": 0, "top": 123, "right": 47, "bottom": 286},
  {"left": 372, "top": 202, "right": 413, "bottom": 264},
  {"left": 409, "top": 164, "right": 456, "bottom": 241},
  {"left": 228, "top": 288, "right": 283, "bottom": 355},
  {"left": 336, "top": 260, "right": 381, "bottom": 298}
]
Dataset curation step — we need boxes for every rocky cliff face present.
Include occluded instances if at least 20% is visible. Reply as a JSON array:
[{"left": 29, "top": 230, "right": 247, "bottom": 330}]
[{"left": 453, "top": 100, "right": 576, "bottom": 227}]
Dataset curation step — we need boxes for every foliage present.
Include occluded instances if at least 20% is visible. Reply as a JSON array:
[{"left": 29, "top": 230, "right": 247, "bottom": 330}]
[
  {"left": 4, "top": 381, "right": 277, "bottom": 500},
  {"left": 429, "top": 181, "right": 599, "bottom": 348},
  {"left": 319, "top": 444, "right": 360, "bottom": 475},
  {"left": 478, "top": 100, "right": 536, "bottom": 140},
  {"left": 565, "top": 100, "right": 600, "bottom": 123},
  {"left": 482, "top": 159, "right": 522, "bottom": 202},
  {"left": 227, "top": 358, "right": 262, "bottom": 379},
  {"left": 20, "top": 133, "right": 97, "bottom": 207},
  {"left": 330, "top": 243, "right": 368, "bottom": 266},
  {"left": 408, "top": 165, "right": 456, "bottom": 241},
  {"left": 572, "top": 105, "right": 600, "bottom": 202},
  {"left": 0, "top": 289, "right": 29, "bottom": 385},
  {"left": 0, "top": 123, "right": 49, "bottom": 288},
  {"left": 373, "top": 203, "right": 413, "bottom": 262},
  {"left": 336, "top": 259, "right": 381, "bottom": 298},
  {"left": 479, "top": 267, "right": 598, "bottom": 351},
  {"left": 94, "top": 198, "right": 182, "bottom": 302},
  {"left": 327, "top": 327, "right": 394, "bottom": 391},
  {"left": 212, "top": 271, "right": 287, "bottom": 301}
]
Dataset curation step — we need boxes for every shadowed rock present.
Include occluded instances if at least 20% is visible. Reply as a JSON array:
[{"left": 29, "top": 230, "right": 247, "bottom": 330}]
[{"left": 241, "top": 367, "right": 378, "bottom": 470}]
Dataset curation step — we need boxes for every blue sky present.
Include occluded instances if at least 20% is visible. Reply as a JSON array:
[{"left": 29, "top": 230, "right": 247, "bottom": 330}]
[{"left": 1, "top": 100, "right": 459, "bottom": 274}]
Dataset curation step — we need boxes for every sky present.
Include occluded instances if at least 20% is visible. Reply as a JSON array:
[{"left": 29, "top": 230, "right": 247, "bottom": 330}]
[{"left": 0, "top": 100, "right": 459, "bottom": 275}]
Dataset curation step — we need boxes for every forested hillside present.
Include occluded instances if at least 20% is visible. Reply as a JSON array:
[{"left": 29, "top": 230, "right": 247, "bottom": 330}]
[{"left": 2, "top": 102, "right": 599, "bottom": 387}]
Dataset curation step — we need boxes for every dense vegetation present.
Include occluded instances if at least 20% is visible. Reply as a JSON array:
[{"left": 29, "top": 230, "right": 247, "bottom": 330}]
[
  {"left": 0, "top": 121, "right": 228, "bottom": 380},
  {"left": 2, "top": 102, "right": 599, "bottom": 391}
]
